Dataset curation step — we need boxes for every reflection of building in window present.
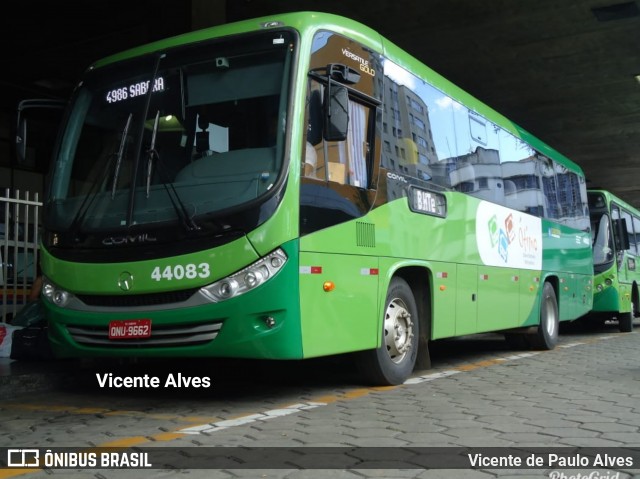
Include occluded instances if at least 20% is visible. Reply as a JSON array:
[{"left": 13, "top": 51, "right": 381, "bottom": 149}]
[
  {"left": 469, "top": 112, "right": 487, "bottom": 145},
  {"left": 442, "top": 147, "right": 588, "bottom": 229},
  {"left": 380, "top": 75, "right": 437, "bottom": 190},
  {"left": 380, "top": 58, "right": 589, "bottom": 231}
]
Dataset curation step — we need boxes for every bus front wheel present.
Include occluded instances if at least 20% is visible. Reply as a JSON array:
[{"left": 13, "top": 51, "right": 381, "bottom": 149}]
[
  {"left": 356, "top": 277, "right": 419, "bottom": 386},
  {"left": 529, "top": 282, "right": 559, "bottom": 350}
]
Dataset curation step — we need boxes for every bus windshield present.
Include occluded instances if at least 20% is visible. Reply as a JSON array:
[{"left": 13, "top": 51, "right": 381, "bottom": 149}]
[
  {"left": 45, "top": 31, "right": 292, "bottom": 244},
  {"left": 591, "top": 213, "right": 614, "bottom": 266}
]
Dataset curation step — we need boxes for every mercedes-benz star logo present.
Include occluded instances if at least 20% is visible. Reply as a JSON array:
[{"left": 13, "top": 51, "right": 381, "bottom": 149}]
[{"left": 118, "top": 271, "right": 133, "bottom": 291}]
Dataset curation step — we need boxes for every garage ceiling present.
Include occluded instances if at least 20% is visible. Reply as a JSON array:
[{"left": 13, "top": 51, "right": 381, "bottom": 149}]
[{"left": 4, "top": 0, "right": 640, "bottom": 207}]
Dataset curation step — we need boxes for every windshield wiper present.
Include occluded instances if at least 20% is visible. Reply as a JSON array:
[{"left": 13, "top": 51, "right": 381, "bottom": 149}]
[
  {"left": 145, "top": 110, "right": 160, "bottom": 198},
  {"left": 67, "top": 114, "right": 134, "bottom": 239},
  {"left": 152, "top": 151, "right": 201, "bottom": 233},
  {"left": 164, "top": 182, "right": 201, "bottom": 233},
  {"left": 127, "top": 52, "right": 165, "bottom": 226},
  {"left": 142, "top": 108, "right": 199, "bottom": 232},
  {"left": 112, "top": 113, "right": 133, "bottom": 199}
]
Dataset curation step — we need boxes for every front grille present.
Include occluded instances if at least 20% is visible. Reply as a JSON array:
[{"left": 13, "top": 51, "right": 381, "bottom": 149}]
[
  {"left": 66, "top": 321, "right": 223, "bottom": 348},
  {"left": 77, "top": 288, "right": 199, "bottom": 307}
]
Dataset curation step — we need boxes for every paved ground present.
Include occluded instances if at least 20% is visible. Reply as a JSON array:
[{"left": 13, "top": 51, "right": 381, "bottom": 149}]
[{"left": 0, "top": 320, "right": 639, "bottom": 478}]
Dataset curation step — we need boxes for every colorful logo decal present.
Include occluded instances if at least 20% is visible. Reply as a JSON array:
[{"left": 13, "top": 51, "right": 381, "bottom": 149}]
[
  {"left": 498, "top": 229, "right": 509, "bottom": 263},
  {"left": 505, "top": 213, "right": 515, "bottom": 244},
  {"left": 476, "top": 201, "right": 542, "bottom": 270},
  {"left": 488, "top": 215, "right": 498, "bottom": 247}
]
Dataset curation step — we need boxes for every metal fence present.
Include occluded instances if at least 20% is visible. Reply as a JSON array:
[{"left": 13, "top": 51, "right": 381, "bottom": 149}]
[{"left": 1, "top": 189, "right": 41, "bottom": 323}]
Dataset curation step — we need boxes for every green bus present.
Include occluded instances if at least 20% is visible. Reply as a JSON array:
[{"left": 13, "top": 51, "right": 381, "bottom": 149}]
[
  {"left": 38, "top": 12, "right": 593, "bottom": 385},
  {"left": 588, "top": 189, "right": 639, "bottom": 332}
]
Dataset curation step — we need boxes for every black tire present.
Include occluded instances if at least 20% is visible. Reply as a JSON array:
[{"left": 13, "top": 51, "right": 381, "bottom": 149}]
[
  {"left": 356, "top": 277, "right": 419, "bottom": 386},
  {"left": 619, "top": 310, "right": 633, "bottom": 333},
  {"left": 528, "top": 282, "right": 559, "bottom": 350}
]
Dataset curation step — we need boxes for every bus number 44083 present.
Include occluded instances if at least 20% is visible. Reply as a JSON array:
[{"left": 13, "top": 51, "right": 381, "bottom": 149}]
[{"left": 150, "top": 263, "right": 211, "bottom": 281}]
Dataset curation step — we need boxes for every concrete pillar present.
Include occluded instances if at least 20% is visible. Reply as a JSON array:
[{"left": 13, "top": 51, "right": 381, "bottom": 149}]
[{"left": 191, "top": 0, "right": 227, "bottom": 31}]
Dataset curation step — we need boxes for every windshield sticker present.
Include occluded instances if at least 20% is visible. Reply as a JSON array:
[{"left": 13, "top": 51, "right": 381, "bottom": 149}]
[
  {"left": 476, "top": 201, "right": 542, "bottom": 270},
  {"left": 548, "top": 228, "right": 561, "bottom": 238}
]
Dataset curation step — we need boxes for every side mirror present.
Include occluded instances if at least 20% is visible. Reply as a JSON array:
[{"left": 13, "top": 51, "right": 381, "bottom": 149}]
[
  {"left": 15, "top": 99, "right": 66, "bottom": 166},
  {"left": 323, "top": 82, "right": 349, "bottom": 142}
]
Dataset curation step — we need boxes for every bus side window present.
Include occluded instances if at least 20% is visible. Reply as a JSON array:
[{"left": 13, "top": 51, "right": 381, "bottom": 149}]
[
  {"left": 323, "top": 99, "right": 371, "bottom": 188},
  {"left": 303, "top": 84, "right": 326, "bottom": 180},
  {"left": 622, "top": 210, "right": 636, "bottom": 255},
  {"left": 633, "top": 216, "right": 640, "bottom": 254},
  {"left": 303, "top": 79, "right": 373, "bottom": 189}
]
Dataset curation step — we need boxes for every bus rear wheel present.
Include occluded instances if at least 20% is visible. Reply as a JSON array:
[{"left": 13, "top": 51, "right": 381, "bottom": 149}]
[
  {"left": 528, "top": 282, "right": 559, "bottom": 350},
  {"left": 356, "top": 277, "right": 419, "bottom": 386}
]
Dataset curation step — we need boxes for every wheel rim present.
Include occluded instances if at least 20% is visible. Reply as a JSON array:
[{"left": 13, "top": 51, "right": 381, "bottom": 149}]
[
  {"left": 383, "top": 297, "right": 414, "bottom": 364},
  {"left": 543, "top": 293, "right": 557, "bottom": 338}
]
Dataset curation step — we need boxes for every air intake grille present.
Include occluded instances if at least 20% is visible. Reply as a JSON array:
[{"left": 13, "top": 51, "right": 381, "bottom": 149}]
[
  {"left": 356, "top": 222, "right": 376, "bottom": 247},
  {"left": 66, "top": 321, "right": 223, "bottom": 348},
  {"left": 77, "top": 288, "right": 198, "bottom": 307}
]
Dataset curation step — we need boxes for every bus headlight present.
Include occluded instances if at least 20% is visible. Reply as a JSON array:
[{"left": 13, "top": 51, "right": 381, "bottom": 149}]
[
  {"left": 199, "top": 249, "right": 287, "bottom": 302},
  {"left": 42, "top": 277, "right": 73, "bottom": 308},
  {"left": 217, "top": 279, "right": 239, "bottom": 299}
]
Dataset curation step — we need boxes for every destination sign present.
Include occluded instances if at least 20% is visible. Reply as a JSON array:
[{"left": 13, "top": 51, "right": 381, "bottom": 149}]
[
  {"left": 408, "top": 186, "right": 446, "bottom": 217},
  {"left": 105, "top": 77, "right": 165, "bottom": 104}
]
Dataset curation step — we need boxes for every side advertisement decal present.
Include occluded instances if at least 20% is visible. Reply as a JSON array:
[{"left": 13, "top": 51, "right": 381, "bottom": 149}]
[{"left": 476, "top": 201, "right": 542, "bottom": 270}]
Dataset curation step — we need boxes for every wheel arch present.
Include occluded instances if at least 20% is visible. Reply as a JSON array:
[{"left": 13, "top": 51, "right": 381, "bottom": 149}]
[
  {"left": 541, "top": 274, "right": 560, "bottom": 315},
  {"left": 389, "top": 265, "right": 432, "bottom": 370},
  {"left": 529, "top": 275, "right": 560, "bottom": 350}
]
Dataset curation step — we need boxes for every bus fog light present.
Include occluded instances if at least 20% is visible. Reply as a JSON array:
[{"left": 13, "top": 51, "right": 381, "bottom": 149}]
[
  {"left": 605, "top": 279, "right": 613, "bottom": 286},
  {"left": 596, "top": 284, "right": 603, "bottom": 292},
  {"left": 264, "top": 316, "right": 276, "bottom": 328}
]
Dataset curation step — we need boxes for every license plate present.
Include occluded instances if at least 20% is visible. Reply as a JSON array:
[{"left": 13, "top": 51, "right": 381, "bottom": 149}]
[{"left": 108, "top": 319, "right": 152, "bottom": 340}]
